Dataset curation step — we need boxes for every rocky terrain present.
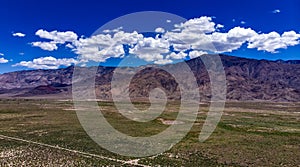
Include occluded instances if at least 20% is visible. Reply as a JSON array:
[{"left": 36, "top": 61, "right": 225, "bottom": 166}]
[{"left": 0, "top": 54, "right": 299, "bottom": 102}]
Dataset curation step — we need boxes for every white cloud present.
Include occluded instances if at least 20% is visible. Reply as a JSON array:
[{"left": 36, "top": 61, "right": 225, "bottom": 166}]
[
  {"left": 12, "top": 32, "right": 26, "bottom": 37},
  {"left": 30, "top": 16, "right": 300, "bottom": 66},
  {"left": 103, "top": 27, "right": 123, "bottom": 33},
  {"left": 166, "top": 51, "right": 187, "bottom": 59},
  {"left": 137, "top": 53, "right": 164, "bottom": 62},
  {"left": 208, "top": 27, "right": 258, "bottom": 52},
  {"left": 154, "top": 59, "right": 173, "bottom": 65},
  {"left": 35, "top": 29, "right": 78, "bottom": 43},
  {"left": 32, "top": 41, "right": 58, "bottom": 51},
  {"left": 281, "top": 31, "right": 300, "bottom": 45},
  {"left": 248, "top": 31, "right": 300, "bottom": 53},
  {"left": 129, "top": 37, "right": 169, "bottom": 62},
  {"left": 164, "top": 29, "right": 217, "bottom": 52},
  {"left": 73, "top": 31, "right": 143, "bottom": 62},
  {"left": 240, "top": 21, "right": 246, "bottom": 24},
  {"left": 166, "top": 26, "right": 257, "bottom": 53},
  {"left": 174, "top": 16, "right": 216, "bottom": 34},
  {"left": 163, "top": 17, "right": 234, "bottom": 52},
  {"left": 113, "top": 31, "right": 144, "bottom": 45},
  {"left": 226, "top": 27, "right": 257, "bottom": 43},
  {"left": 273, "top": 9, "right": 281, "bottom": 14},
  {"left": 65, "top": 43, "right": 74, "bottom": 49},
  {"left": 19, "top": 52, "right": 25, "bottom": 56},
  {"left": 0, "top": 57, "right": 8, "bottom": 63},
  {"left": 75, "top": 17, "right": 300, "bottom": 63},
  {"left": 166, "top": 20, "right": 172, "bottom": 23},
  {"left": 155, "top": 27, "right": 165, "bottom": 33},
  {"left": 13, "top": 56, "right": 78, "bottom": 69},
  {"left": 210, "top": 33, "right": 240, "bottom": 52},
  {"left": 216, "top": 24, "right": 224, "bottom": 29},
  {"left": 32, "top": 29, "right": 78, "bottom": 51},
  {"left": 189, "top": 50, "right": 208, "bottom": 59},
  {"left": 0, "top": 53, "right": 4, "bottom": 56},
  {"left": 163, "top": 31, "right": 194, "bottom": 51}
]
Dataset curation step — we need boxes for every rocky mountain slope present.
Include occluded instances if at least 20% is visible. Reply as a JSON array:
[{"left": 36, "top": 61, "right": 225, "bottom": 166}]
[{"left": 0, "top": 55, "right": 299, "bottom": 102}]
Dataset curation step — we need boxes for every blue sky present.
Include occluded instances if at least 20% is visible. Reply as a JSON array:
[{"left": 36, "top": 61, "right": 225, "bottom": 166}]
[{"left": 0, "top": 0, "right": 299, "bottom": 73}]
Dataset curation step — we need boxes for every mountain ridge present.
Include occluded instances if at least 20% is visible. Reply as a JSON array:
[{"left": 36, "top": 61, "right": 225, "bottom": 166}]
[{"left": 0, "top": 54, "right": 299, "bottom": 102}]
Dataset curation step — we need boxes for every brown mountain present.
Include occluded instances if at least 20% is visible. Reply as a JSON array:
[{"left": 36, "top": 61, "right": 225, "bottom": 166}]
[{"left": 0, "top": 54, "right": 299, "bottom": 102}]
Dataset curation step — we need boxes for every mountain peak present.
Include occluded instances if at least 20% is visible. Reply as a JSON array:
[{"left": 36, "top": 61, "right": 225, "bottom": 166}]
[{"left": 0, "top": 55, "right": 299, "bottom": 102}]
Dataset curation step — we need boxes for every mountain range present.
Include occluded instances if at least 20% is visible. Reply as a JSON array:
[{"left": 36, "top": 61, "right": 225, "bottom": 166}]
[{"left": 0, "top": 54, "right": 299, "bottom": 102}]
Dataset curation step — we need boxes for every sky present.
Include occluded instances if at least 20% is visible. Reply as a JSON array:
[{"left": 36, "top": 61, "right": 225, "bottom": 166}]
[{"left": 0, "top": 0, "right": 299, "bottom": 73}]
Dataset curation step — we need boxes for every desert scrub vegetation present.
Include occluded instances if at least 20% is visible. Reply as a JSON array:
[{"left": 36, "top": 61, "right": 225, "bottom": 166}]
[{"left": 0, "top": 99, "right": 299, "bottom": 166}]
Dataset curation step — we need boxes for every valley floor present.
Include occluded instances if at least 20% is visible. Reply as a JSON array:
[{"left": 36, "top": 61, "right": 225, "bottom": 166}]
[{"left": 0, "top": 100, "right": 299, "bottom": 166}]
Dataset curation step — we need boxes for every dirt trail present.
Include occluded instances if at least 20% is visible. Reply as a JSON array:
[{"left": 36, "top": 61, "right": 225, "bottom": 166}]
[{"left": 0, "top": 134, "right": 149, "bottom": 167}]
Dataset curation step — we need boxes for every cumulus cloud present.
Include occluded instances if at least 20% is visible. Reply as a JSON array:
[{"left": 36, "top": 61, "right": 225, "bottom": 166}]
[
  {"left": 166, "top": 51, "right": 187, "bottom": 59},
  {"left": 273, "top": 9, "right": 281, "bottom": 14},
  {"left": 32, "top": 29, "right": 78, "bottom": 51},
  {"left": 73, "top": 31, "right": 143, "bottom": 62},
  {"left": 210, "top": 27, "right": 257, "bottom": 52},
  {"left": 79, "top": 18, "right": 300, "bottom": 63},
  {"left": 13, "top": 56, "right": 78, "bottom": 69},
  {"left": 155, "top": 27, "right": 165, "bottom": 33},
  {"left": 71, "top": 18, "right": 300, "bottom": 64},
  {"left": 0, "top": 57, "right": 8, "bottom": 63},
  {"left": 12, "top": 32, "right": 26, "bottom": 37},
  {"left": 103, "top": 27, "right": 123, "bottom": 33},
  {"left": 164, "top": 25, "right": 258, "bottom": 53},
  {"left": 227, "top": 27, "right": 257, "bottom": 42},
  {"left": 30, "top": 16, "right": 300, "bottom": 66},
  {"left": 174, "top": 16, "right": 216, "bottom": 34},
  {"left": 32, "top": 41, "right": 58, "bottom": 51},
  {"left": 0, "top": 53, "right": 4, "bottom": 56},
  {"left": 163, "top": 17, "right": 255, "bottom": 53},
  {"left": 129, "top": 37, "right": 169, "bottom": 62},
  {"left": 35, "top": 29, "right": 78, "bottom": 43},
  {"left": 189, "top": 50, "right": 208, "bottom": 59},
  {"left": 154, "top": 59, "right": 173, "bottom": 65},
  {"left": 240, "top": 21, "right": 246, "bottom": 24},
  {"left": 163, "top": 30, "right": 196, "bottom": 51},
  {"left": 65, "top": 43, "right": 74, "bottom": 49},
  {"left": 248, "top": 31, "right": 300, "bottom": 53},
  {"left": 281, "top": 31, "right": 300, "bottom": 45},
  {"left": 216, "top": 24, "right": 224, "bottom": 29}
]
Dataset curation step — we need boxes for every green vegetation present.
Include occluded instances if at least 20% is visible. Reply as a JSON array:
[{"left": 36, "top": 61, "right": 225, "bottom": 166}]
[{"left": 0, "top": 99, "right": 299, "bottom": 166}]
